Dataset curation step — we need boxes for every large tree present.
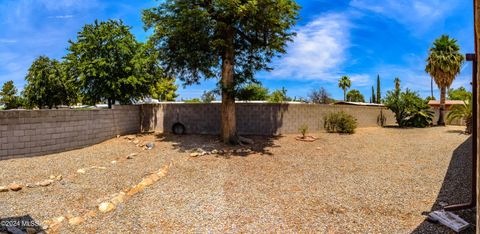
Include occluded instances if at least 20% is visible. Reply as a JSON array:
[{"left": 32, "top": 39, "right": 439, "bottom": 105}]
[
  {"left": 151, "top": 77, "right": 178, "bottom": 101},
  {"left": 425, "top": 35, "right": 465, "bottom": 126},
  {"left": 376, "top": 74, "right": 381, "bottom": 103},
  {"left": 24, "top": 56, "right": 78, "bottom": 109},
  {"left": 308, "top": 87, "right": 332, "bottom": 104},
  {"left": 346, "top": 89, "right": 365, "bottom": 102},
  {"left": 0, "top": 80, "right": 22, "bottom": 109},
  {"left": 338, "top": 76, "right": 351, "bottom": 101},
  {"left": 65, "top": 20, "right": 159, "bottom": 107},
  {"left": 143, "top": 0, "right": 299, "bottom": 144}
]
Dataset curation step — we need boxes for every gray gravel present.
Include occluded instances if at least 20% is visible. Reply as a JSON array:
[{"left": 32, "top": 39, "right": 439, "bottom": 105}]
[{"left": 0, "top": 126, "right": 474, "bottom": 233}]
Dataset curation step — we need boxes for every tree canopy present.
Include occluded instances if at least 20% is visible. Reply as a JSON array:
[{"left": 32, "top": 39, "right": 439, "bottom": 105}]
[
  {"left": 268, "top": 87, "right": 290, "bottom": 103},
  {"left": 0, "top": 80, "right": 22, "bottom": 109},
  {"left": 236, "top": 83, "right": 269, "bottom": 101},
  {"left": 448, "top": 86, "right": 471, "bottom": 100},
  {"left": 309, "top": 87, "right": 332, "bottom": 104},
  {"left": 346, "top": 89, "right": 365, "bottom": 102},
  {"left": 425, "top": 35, "right": 464, "bottom": 125},
  {"left": 150, "top": 77, "right": 178, "bottom": 101},
  {"left": 143, "top": 0, "right": 300, "bottom": 143},
  {"left": 24, "top": 56, "right": 78, "bottom": 109},
  {"left": 65, "top": 20, "right": 160, "bottom": 107},
  {"left": 338, "top": 76, "right": 351, "bottom": 101}
]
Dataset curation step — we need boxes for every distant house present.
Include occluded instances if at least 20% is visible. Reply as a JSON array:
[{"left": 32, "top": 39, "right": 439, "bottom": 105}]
[
  {"left": 427, "top": 100, "right": 465, "bottom": 110},
  {"left": 334, "top": 101, "right": 385, "bottom": 107}
]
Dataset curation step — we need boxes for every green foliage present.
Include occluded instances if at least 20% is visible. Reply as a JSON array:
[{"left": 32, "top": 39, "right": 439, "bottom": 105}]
[
  {"left": 448, "top": 86, "right": 471, "bottom": 100},
  {"left": 151, "top": 77, "right": 178, "bottom": 101},
  {"left": 447, "top": 94, "right": 472, "bottom": 134},
  {"left": 298, "top": 124, "right": 308, "bottom": 138},
  {"left": 426, "top": 35, "right": 465, "bottom": 88},
  {"left": 24, "top": 56, "right": 78, "bottom": 109},
  {"left": 143, "top": 0, "right": 300, "bottom": 89},
  {"left": 324, "top": 111, "right": 358, "bottom": 134},
  {"left": 338, "top": 76, "right": 351, "bottom": 101},
  {"left": 236, "top": 83, "right": 269, "bottom": 101},
  {"left": 184, "top": 98, "right": 202, "bottom": 103},
  {"left": 394, "top": 77, "right": 401, "bottom": 92},
  {"left": 346, "top": 89, "right": 365, "bottom": 102},
  {"left": 201, "top": 90, "right": 217, "bottom": 103},
  {"left": 65, "top": 20, "right": 159, "bottom": 107},
  {"left": 425, "top": 96, "right": 436, "bottom": 101},
  {"left": 376, "top": 75, "right": 381, "bottom": 103},
  {"left": 384, "top": 89, "right": 434, "bottom": 128},
  {"left": 0, "top": 80, "right": 22, "bottom": 109},
  {"left": 268, "top": 87, "right": 289, "bottom": 103},
  {"left": 371, "top": 86, "right": 375, "bottom": 103},
  {"left": 308, "top": 87, "right": 333, "bottom": 104}
]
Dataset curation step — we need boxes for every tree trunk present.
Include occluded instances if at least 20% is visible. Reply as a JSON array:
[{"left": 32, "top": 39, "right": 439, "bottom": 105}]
[
  {"left": 343, "top": 89, "right": 346, "bottom": 101},
  {"left": 430, "top": 78, "right": 434, "bottom": 98},
  {"left": 438, "top": 86, "right": 446, "bottom": 126},
  {"left": 108, "top": 99, "right": 112, "bottom": 109},
  {"left": 220, "top": 27, "right": 238, "bottom": 144}
]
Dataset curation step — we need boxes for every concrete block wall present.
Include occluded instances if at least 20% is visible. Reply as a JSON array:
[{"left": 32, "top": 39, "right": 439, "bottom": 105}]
[
  {"left": 0, "top": 105, "right": 140, "bottom": 160},
  {"left": 142, "top": 103, "right": 396, "bottom": 135}
]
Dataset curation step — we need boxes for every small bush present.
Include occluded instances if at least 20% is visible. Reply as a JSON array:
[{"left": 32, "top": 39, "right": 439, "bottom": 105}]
[
  {"left": 324, "top": 111, "right": 358, "bottom": 134},
  {"left": 298, "top": 124, "right": 308, "bottom": 138}
]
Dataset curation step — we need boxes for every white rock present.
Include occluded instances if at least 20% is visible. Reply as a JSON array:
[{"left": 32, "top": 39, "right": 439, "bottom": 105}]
[
  {"left": 77, "top": 169, "right": 86, "bottom": 174},
  {"left": 111, "top": 160, "right": 117, "bottom": 164},
  {"left": 68, "top": 216, "right": 84, "bottom": 225},
  {"left": 190, "top": 152, "right": 200, "bottom": 157},
  {"left": 38, "top": 179, "right": 54, "bottom": 187},
  {"left": 0, "top": 186, "right": 8, "bottom": 192},
  {"left": 98, "top": 202, "right": 116, "bottom": 213}
]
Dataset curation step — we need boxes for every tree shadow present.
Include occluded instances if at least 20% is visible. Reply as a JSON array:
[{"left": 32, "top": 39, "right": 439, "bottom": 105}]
[
  {"left": 411, "top": 137, "right": 475, "bottom": 233},
  {"left": 155, "top": 133, "right": 281, "bottom": 157},
  {"left": 0, "top": 215, "right": 44, "bottom": 233}
]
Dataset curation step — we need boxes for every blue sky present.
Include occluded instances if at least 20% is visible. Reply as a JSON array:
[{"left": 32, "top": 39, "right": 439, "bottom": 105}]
[{"left": 0, "top": 0, "right": 475, "bottom": 101}]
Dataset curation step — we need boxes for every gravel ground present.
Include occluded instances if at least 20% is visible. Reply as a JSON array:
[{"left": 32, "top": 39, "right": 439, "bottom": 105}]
[{"left": 0, "top": 126, "right": 474, "bottom": 233}]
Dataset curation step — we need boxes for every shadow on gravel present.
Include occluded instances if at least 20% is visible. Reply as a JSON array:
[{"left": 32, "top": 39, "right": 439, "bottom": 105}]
[
  {"left": 412, "top": 137, "right": 475, "bottom": 234},
  {"left": 155, "top": 133, "right": 281, "bottom": 157},
  {"left": 0, "top": 215, "right": 44, "bottom": 233}
]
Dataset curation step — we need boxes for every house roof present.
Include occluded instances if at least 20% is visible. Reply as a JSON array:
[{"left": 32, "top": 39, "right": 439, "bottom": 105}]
[
  {"left": 428, "top": 100, "right": 465, "bottom": 106},
  {"left": 333, "top": 101, "right": 385, "bottom": 107}
]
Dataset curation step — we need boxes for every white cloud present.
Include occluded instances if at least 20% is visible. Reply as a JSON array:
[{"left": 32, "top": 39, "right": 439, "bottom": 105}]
[
  {"left": 269, "top": 13, "right": 352, "bottom": 82},
  {"left": 349, "top": 0, "right": 458, "bottom": 33},
  {"left": 49, "top": 15, "right": 75, "bottom": 19},
  {"left": 0, "top": 39, "right": 17, "bottom": 43}
]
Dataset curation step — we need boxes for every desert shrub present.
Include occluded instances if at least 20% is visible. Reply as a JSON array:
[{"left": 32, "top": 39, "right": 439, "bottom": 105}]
[
  {"left": 324, "top": 111, "right": 358, "bottom": 134},
  {"left": 377, "top": 109, "right": 387, "bottom": 127},
  {"left": 298, "top": 124, "right": 308, "bottom": 138},
  {"left": 384, "top": 89, "right": 433, "bottom": 128}
]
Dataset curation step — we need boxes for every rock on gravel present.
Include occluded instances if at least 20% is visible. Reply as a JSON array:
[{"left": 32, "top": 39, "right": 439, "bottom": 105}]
[
  {"left": 68, "top": 216, "right": 85, "bottom": 225},
  {"left": 98, "top": 202, "right": 116, "bottom": 213},
  {"left": 0, "top": 186, "right": 8, "bottom": 192},
  {"left": 8, "top": 183, "right": 23, "bottom": 191},
  {"left": 38, "top": 179, "right": 54, "bottom": 187}
]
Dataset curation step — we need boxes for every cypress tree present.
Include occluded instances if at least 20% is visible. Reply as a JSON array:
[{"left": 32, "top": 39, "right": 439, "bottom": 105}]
[
  {"left": 376, "top": 74, "right": 381, "bottom": 103},
  {"left": 371, "top": 86, "right": 376, "bottom": 104}
]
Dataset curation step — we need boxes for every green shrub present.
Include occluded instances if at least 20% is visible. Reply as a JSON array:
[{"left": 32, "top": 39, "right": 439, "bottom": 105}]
[
  {"left": 298, "top": 124, "right": 308, "bottom": 138},
  {"left": 377, "top": 109, "right": 387, "bottom": 127},
  {"left": 324, "top": 111, "right": 358, "bottom": 134},
  {"left": 384, "top": 89, "right": 434, "bottom": 128}
]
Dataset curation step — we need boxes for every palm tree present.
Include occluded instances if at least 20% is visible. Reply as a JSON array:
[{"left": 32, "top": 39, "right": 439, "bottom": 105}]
[
  {"left": 394, "top": 77, "right": 401, "bottom": 92},
  {"left": 425, "top": 35, "right": 465, "bottom": 126},
  {"left": 447, "top": 95, "right": 472, "bottom": 134},
  {"left": 338, "top": 76, "right": 351, "bottom": 101}
]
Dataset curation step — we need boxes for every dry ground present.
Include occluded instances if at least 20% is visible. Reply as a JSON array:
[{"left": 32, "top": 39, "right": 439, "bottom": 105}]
[{"left": 0, "top": 126, "right": 474, "bottom": 233}]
